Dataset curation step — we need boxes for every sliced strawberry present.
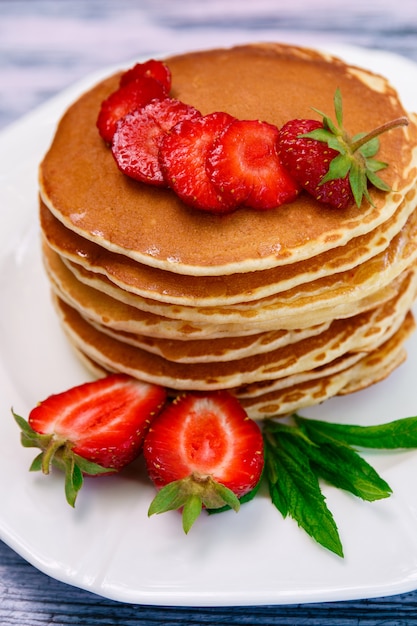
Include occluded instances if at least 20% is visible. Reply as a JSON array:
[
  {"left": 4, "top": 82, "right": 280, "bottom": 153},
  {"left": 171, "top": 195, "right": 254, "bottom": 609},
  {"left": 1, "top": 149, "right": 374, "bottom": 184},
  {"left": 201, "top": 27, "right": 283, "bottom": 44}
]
[
  {"left": 13, "top": 374, "right": 166, "bottom": 506},
  {"left": 120, "top": 59, "right": 172, "bottom": 93},
  {"left": 112, "top": 98, "right": 201, "bottom": 185},
  {"left": 144, "top": 390, "right": 264, "bottom": 532},
  {"left": 96, "top": 76, "right": 168, "bottom": 143},
  {"left": 207, "top": 119, "right": 301, "bottom": 210},
  {"left": 159, "top": 111, "right": 238, "bottom": 213}
]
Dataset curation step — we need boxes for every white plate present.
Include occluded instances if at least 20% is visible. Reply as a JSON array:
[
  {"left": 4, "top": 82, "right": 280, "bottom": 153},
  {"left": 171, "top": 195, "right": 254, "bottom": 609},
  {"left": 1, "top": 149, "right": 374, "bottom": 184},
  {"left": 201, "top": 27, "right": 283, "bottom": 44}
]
[{"left": 2, "top": 43, "right": 417, "bottom": 607}]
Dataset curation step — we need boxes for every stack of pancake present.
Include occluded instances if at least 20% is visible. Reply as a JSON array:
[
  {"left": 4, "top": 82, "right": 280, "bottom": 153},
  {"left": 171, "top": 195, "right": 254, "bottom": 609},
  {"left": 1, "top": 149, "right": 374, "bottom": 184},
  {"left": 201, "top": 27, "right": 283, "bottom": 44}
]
[{"left": 38, "top": 43, "right": 417, "bottom": 419}]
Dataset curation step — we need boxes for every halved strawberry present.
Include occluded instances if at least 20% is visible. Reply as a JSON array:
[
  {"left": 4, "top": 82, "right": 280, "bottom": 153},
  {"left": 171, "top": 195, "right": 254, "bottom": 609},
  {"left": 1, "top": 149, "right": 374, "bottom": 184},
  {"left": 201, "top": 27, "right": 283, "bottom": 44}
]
[
  {"left": 159, "top": 111, "right": 238, "bottom": 213},
  {"left": 112, "top": 98, "right": 201, "bottom": 185},
  {"left": 143, "top": 390, "right": 264, "bottom": 532},
  {"left": 120, "top": 59, "right": 172, "bottom": 93},
  {"left": 277, "top": 118, "right": 354, "bottom": 209},
  {"left": 13, "top": 374, "right": 167, "bottom": 506},
  {"left": 207, "top": 119, "right": 301, "bottom": 210},
  {"left": 96, "top": 76, "right": 168, "bottom": 143},
  {"left": 277, "top": 90, "right": 408, "bottom": 209}
]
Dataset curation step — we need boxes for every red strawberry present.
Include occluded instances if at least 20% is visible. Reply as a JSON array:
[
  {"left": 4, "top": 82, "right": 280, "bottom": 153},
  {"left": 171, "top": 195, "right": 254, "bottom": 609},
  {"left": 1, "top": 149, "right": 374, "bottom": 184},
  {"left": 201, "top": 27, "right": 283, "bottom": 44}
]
[
  {"left": 207, "top": 119, "right": 300, "bottom": 210},
  {"left": 277, "top": 89, "right": 407, "bottom": 209},
  {"left": 13, "top": 374, "right": 166, "bottom": 506},
  {"left": 96, "top": 76, "right": 168, "bottom": 143},
  {"left": 143, "top": 390, "right": 264, "bottom": 533},
  {"left": 120, "top": 59, "right": 172, "bottom": 93},
  {"left": 277, "top": 118, "right": 354, "bottom": 209},
  {"left": 159, "top": 111, "right": 238, "bottom": 213},
  {"left": 112, "top": 98, "right": 201, "bottom": 185}
]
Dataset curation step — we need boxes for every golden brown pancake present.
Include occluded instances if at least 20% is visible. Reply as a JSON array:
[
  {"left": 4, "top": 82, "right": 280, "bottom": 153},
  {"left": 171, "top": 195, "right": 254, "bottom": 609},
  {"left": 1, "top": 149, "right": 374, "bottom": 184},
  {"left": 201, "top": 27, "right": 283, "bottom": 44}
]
[
  {"left": 39, "top": 43, "right": 417, "bottom": 276},
  {"left": 39, "top": 191, "right": 417, "bottom": 306},
  {"left": 38, "top": 43, "right": 417, "bottom": 417},
  {"left": 239, "top": 312, "right": 414, "bottom": 418},
  {"left": 43, "top": 202, "right": 417, "bottom": 330},
  {"left": 56, "top": 303, "right": 415, "bottom": 419},
  {"left": 52, "top": 267, "right": 415, "bottom": 390}
]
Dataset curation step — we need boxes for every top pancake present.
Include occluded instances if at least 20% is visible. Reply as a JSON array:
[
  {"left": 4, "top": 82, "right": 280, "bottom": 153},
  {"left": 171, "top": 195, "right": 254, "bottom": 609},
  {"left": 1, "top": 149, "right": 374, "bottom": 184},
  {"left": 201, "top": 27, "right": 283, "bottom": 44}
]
[{"left": 39, "top": 43, "right": 417, "bottom": 276}]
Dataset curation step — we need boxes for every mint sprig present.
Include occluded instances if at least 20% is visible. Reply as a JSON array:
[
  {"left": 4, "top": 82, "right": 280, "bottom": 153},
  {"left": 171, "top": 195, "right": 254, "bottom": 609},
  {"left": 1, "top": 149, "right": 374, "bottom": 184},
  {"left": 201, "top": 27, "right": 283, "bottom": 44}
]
[
  {"left": 264, "top": 424, "right": 344, "bottom": 557},
  {"left": 263, "top": 413, "right": 417, "bottom": 557}
]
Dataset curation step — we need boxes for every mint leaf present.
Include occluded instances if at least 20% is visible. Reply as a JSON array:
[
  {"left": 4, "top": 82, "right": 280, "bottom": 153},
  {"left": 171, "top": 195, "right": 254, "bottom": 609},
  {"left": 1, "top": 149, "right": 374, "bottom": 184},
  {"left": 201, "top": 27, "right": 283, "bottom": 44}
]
[
  {"left": 304, "top": 440, "right": 392, "bottom": 501},
  {"left": 295, "top": 414, "right": 417, "bottom": 449},
  {"left": 264, "top": 426, "right": 344, "bottom": 557},
  {"left": 262, "top": 410, "right": 417, "bottom": 557}
]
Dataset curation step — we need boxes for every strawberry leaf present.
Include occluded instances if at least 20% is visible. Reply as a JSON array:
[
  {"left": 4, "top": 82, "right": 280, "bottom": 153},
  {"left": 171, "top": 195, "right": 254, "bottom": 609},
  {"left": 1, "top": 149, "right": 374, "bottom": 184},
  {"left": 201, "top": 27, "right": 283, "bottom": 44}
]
[
  {"left": 29, "top": 453, "right": 44, "bottom": 472},
  {"left": 148, "top": 480, "right": 189, "bottom": 516},
  {"left": 320, "top": 153, "right": 351, "bottom": 184},
  {"left": 207, "top": 465, "right": 265, "bottom": 515},
  {"left": 299, "top": 128, "right": 336, "bottom": 144},
  {"left": 211, "top": 483, "right": 240, "bottom": 512},
  {"left": 182, "top": 494, "right": 203, "bottom": 534},
  {"left": 333, "top": 87, "right": 343, "bottom": 128},
  {"left": 366, "top": 169, "right": 391, "bottom": 191},
  {"left": 349, "top": 160, "right": 365, "bottom": 206},
  {"left": 65, "top": 457, "right": 83, "bottom": 508},
  {"left": 366, "top": 159, "right": 388, "bottom": 173},
  {"left": 72, "top": 453, "right": 114, "bottom": 476}
]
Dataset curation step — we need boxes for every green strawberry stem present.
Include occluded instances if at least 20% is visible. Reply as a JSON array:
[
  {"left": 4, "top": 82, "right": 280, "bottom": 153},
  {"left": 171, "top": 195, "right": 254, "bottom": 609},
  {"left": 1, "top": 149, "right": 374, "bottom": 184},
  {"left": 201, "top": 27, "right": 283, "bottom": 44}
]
[
  {"left": 148, "top": 472, "right": 241, "bottom": 533},
  {"left": 350, "top": 116, "right": 409, "bottom": 153},
  {"left": 41, "top": 437, "right": 67, "bottom": 474}
]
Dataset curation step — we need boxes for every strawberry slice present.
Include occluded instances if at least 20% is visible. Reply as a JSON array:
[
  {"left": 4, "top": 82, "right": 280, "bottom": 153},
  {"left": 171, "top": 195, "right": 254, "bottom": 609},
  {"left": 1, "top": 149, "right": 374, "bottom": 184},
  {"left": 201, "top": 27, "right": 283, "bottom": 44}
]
[
  {"left": 143, "top": 390, "right": 264, "bottom": 533},
  {"left": 13, "top": 374, "right": 166, "bottom": 506},
  {"left": 96, "top": 76, "right": 168, "bottom": 143},
  {"left": 112, "top": 97, "right": 201, "bottom": 185},
  {"left": 120, "top": 59, "right": 172, "bottom": 92},
  {"left": 207, "top": 119, "right": 301, "bottom": 210},
  {"left": 159, "top": 111, "right": 238, "bottom": 213}
]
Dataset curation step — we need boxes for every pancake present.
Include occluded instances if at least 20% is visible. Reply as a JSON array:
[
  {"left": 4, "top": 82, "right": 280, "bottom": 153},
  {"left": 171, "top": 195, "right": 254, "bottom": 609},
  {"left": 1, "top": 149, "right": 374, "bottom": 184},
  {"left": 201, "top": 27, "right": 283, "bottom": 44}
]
[
  {"left": 38, "top": 42, "right": 417, "bottom": 418},
  {"left": 60, "top": 309, "right": 415, "bottom": 420},
  {"left": 58, "top": 268, "right": 417, "bottom": 365},
  {"left": 39, "top": 190, "right": 417, "bottom": 305},
  {"left": 39, "top": 43, "right": 417, "bottom": 277},
  {"left": 57, "top": 203, "right": 417, "bottom": 329},
  {"left": 239, "top": 312, "right": 414, "bottom": 419},
  {"left": 53, "top": 266, "right": 415, "bottom": 389}
]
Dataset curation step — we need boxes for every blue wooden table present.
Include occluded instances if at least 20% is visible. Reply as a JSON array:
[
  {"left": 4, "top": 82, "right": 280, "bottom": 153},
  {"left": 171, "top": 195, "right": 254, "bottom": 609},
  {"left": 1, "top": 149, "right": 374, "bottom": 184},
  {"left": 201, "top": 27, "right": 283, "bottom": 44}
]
[{"left": 2, "top": 1, "right": 417, "bottom": 623}]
